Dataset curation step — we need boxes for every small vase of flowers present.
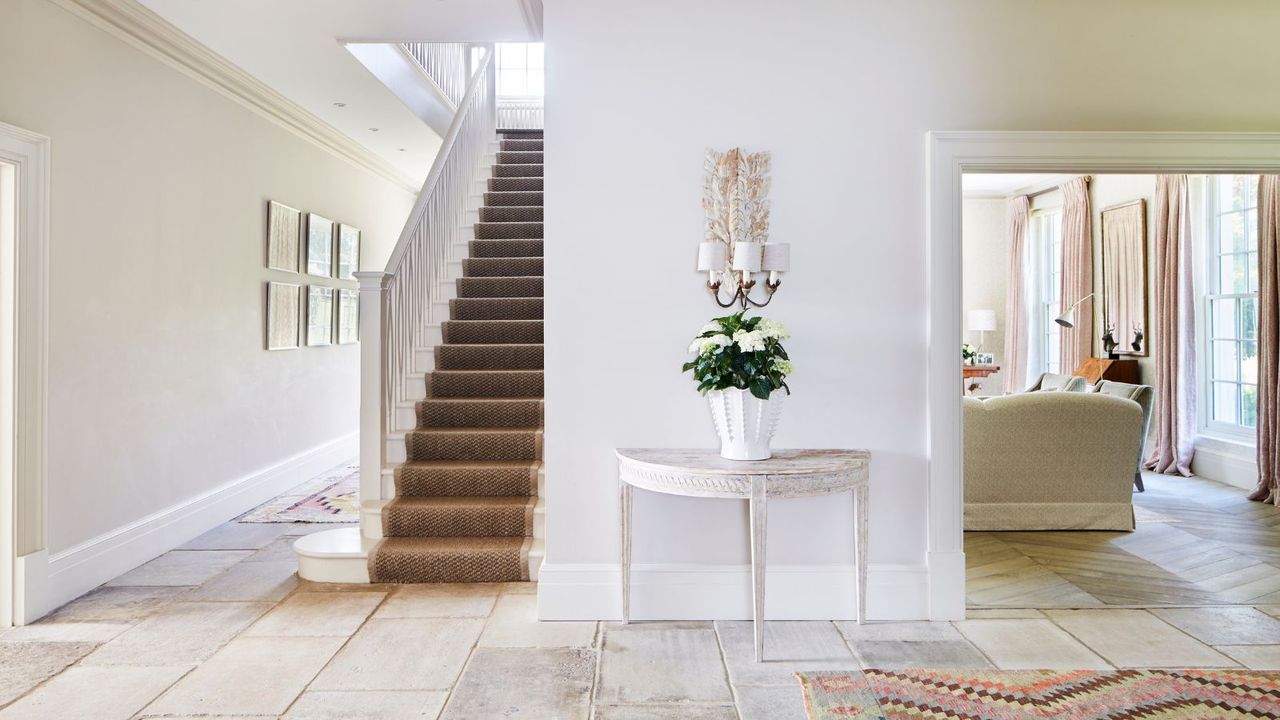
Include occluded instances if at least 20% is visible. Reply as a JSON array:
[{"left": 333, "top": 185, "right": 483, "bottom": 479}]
[
  {"left": 962, "top": 343, "right": 977, "bottom": 366},
  {"left": 684, "top": 310, "right": 792, "bottom": 460}
]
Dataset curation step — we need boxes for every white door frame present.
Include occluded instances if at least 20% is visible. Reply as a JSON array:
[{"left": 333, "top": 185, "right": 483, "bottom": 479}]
[
  {"left": 925, "top": 131, "right": 1280, "bottom": 620},
  {"left": 0, "top": 120, "right": 51, "bottom": 626}
]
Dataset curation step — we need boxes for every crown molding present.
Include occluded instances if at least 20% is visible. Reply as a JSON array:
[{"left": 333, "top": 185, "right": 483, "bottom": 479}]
[{"left": 50, "top": 0, "right": 419, "bottom": 194}]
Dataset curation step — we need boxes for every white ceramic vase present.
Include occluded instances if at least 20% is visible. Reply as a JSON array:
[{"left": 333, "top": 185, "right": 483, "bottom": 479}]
[{"left": 706, "top": 387, "right": 785, "bottom": 461}]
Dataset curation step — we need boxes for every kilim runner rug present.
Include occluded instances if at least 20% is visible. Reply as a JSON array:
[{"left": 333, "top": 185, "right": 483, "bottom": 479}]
[{"left": 797, "top": 668, "right": 1280, "bottom": 719}]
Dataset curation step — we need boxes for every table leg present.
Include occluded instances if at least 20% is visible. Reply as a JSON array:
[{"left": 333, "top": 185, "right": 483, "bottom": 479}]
[
  {"left": 750, "top": 476, "right": 767, "bottom": 662},
  {"left": 854, "top": 484, "right": 868, "bottom": 624},
  {"left": 620, "top": 482, "right": 632, "bottom": 624}
]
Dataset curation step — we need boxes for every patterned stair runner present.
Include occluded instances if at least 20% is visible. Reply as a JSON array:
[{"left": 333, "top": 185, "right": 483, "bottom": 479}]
[{"left": 369, "top": 129, "right": 544, "bottom": 583}]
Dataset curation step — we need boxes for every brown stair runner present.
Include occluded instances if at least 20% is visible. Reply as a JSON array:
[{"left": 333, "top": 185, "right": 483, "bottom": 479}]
[{"left": 370, "top": 129, "right": 544, "bottom": 584}]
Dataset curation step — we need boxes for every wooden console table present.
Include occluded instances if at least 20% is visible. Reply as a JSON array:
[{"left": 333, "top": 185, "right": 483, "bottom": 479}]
[
  {"left": 963, "top": 364, "right": 1000, "bottom": 395},
  {"left": 616, "top": 448, "right": 871, "bottom": 661}
]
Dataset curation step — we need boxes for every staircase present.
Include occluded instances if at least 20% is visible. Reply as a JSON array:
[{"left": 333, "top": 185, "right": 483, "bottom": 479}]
[{"left": 368, "top": 130, "right": 545, "bottom": 583}]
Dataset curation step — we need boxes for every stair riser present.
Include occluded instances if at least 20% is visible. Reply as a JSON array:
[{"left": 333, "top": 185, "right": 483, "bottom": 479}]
[
  {"left": 463, "top": 258, "right": 543, "bottom": 277},
  {"left": 416, "top": 399, "right": 543, "bottom": 428},
  {"left": 484, "top": 191, "right": 543, "bottom": 207},
  {"left": 450, "top": 298, "right": 543, "bottom": 321},
  {"left": 469, "top": 240, "right": 544, "bottom": 258},
  {"left": 500, "top": 130, "right": 543, "bottom": 139},
  {"left": 435, "top": 344, "right": 544, "bottom": 370},
  {"left": 492, "top": 164, "right": 544, "bottom": 179},
  {"left": 383, "top": 505, "right": 532, "bottom": 538},
  {"left": 499, "top": 139, "right": 543, "bottom": 152},
  {"left": 406, "top": 432, "right": 541, "bottom": 461},
  {"left": 455, "top": 277, "right": 543, "bottom": 298},
  {"left": 488, "top": 177, "right": 543, "bottom": 192},
  {"left": 441, "top": 322, "right": 543, "bottom": 344},
  {"left": 473, "top": 222, "right": 543, "bottom": 240},
  {"left": 426, "top": 371, "right": 544, "bottom": 398},
  {"left": 478, "top": 206, "right": 543, "bottom": 223},
  {"left": 396, "top": 468, "right": 539, "bottom": 497},
  {"left": 496, "top": 151, "right": 544, "bottom": 165},
  {"left": 369, "top": 545, "right": 528, "bottom": 583}
]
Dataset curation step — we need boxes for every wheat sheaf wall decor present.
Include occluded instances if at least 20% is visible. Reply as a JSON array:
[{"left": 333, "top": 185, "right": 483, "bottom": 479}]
[{"left": 697, "top": 148, "right": 790, "bottom": 308}]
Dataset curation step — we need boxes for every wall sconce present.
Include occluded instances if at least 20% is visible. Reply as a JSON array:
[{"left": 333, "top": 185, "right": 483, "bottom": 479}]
[
  {"left": 697, "top": 241, "right": 790, "bottom": 309},
  {"left": 698, "top": 147, "right": 786, "bottom": 309}
]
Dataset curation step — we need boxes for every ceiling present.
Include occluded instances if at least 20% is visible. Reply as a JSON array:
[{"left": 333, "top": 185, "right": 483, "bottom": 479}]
[
  {"left": 137, "top": 0, "right": 540, "bottom": 184},
  {"left": 962, "top": 173, "right": 1077, "bottom": 198}
]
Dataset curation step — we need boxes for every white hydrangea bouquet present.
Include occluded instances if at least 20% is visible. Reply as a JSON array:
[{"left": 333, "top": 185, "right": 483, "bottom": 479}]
[{"left": 683, "top": 310, "right": 792, "bottom": 460}]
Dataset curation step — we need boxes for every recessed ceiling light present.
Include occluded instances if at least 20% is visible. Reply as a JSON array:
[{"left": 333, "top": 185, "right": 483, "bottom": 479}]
[
  {"left": 369, "top": 128, "right": 380, "bottom": 132},
  {"left": 333, "top": 102, "right": 346, "bottom": 107},
  {"left": 398, "top": 148, "right": 406, "bottom": 152}
]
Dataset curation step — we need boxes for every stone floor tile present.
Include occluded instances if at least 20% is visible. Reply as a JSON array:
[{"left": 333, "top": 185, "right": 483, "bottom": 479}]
[
  {"left": 715, "top": 621, "right": 857, "bottom": 686},
  {"left": 963, "top": 608, "right": 1046, "bottom": 619},
  {"left": 42, "top": 586, "right": 191, "bottom": 623},
  {"left": 296, "top": 580, "right": 402, "bottom": 593},
  {"left": 0, "top": 642, "right": 97, "bottom": 707},
  {"left": 310, "top": 618, "right": 484, "bottom": 691},
  {"left": 1150, "top": 606, "right": 1280, "bottom": 645},
  {"left": 955, "top": 619, "right": 1111, "bottom": 669},
  {"left": 0, "top": 665, "right": 187, "bottom": 720},
  {"left": 0, "top": 621, "right": 130, "bottom": 644},
  {"left": 282, "top": 690, "right": 448, "bottom": 719},
  {"left": 1255, "top": 605, "right": 1280, "bottom": 619},
  {"left": 852, "top": 640, "right": 994, "bottom": 669},
  {"left": 244, "top": 591, "right": 385, "bottom": 637},
  {"left": 105, "top": 550, "right": 251, "bottom": 587},
  {"left": 836, "top": 620, "right": 962, "bottom": 642},
  {"left": 81, "top": 601, "right": 270, "bottom": 667},
  {"left": 593, "top": 704, "right": 740, "bottom": 719},
  {"left": 735, "top": 684, "right": 810, "bottom": 720},
  {"left": 180, "top": 521, "right": 295, "bottom": 550},
  {"left": 500, "top": 582, "right": 539, "bottom": 594},
  {"left": 439, "top": 647, "right": 595, "bottom": 720},
  {"left": 243, "top": 535, "right": 304, "bottom": 562},
  {"left": 375, "top": 584, "right": 499, "bottom": 619},
  {"left": 596, "top": 624, "right": 732, "bottom": 704},
  {"left": 478, "top": 594, "right": 597, "bottom": 648},
  {"left": 182, "top": 560, "right": 299, "bottom": 602},
  {"left": 1045, "top": 610, "right": 1236, "bottom": 668},
  {"left": 1216, "top": 645, "right": 1280, "bottom": 670},
  {"left": 143, "top": 636, "right": 345, "bottom": 716}
]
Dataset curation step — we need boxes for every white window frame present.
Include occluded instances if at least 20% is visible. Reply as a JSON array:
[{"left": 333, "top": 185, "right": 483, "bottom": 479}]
[
  {"left": 495, "top": 42, "right": 544, "bottom": 100},
  {"left": 1029, "top": 207, "right": 1063, "bottom": 376},
  {"left": 1196, "top": 174, "right": 1260, "bottom": 441}
]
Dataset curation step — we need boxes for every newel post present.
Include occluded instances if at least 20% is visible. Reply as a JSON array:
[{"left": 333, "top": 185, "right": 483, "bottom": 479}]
[{"left": 353, "top": 271, "right": 389, "bottom": 540}]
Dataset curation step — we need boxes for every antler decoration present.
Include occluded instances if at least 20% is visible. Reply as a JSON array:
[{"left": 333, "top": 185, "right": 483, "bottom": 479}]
[{"left": 699, "top": 148, "right": 781, "bottom": 308}]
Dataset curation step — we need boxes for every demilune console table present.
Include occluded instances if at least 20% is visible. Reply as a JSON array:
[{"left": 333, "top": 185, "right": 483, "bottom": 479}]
[{"left": 616, "top": 448, "right": 871, "bottom": 661}]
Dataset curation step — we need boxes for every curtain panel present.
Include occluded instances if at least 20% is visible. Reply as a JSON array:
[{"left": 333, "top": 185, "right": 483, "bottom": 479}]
[
  {"left": 1146, "top": 175, "right": 1196, "bottom": 476},
  {"left": 1059, "top": 178, "right": 1093, "bottom": 372},
  {"left": 1003, "top": 195, "right": 1031, "bottom": 394},
  {"left": 1250, "top": 175, "right": 1280, "bottom": 504}
]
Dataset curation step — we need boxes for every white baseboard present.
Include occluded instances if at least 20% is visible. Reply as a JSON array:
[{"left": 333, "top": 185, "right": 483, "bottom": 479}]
[
  {"left": 41, "top": 433, "right": 357, "bottom": 616},
  {"left": 536, "top": 562, "right": 929, "bottom": 622},
  {"left": 1192, "top": 439, "right": 1258, "bottom": 491}
]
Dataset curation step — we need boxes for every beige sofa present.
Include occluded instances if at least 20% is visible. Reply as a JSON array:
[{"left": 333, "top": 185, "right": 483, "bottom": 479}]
[
  {"left": 964, "top": 392, "right": 1145, "bottom": 531},
  {"left": 1091, "top": 380, "right": 1154, "bottom": 492}
]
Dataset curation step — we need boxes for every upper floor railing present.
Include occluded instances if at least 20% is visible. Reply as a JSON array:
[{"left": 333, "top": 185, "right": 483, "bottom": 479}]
[
  {"left": 497, "top": 97, "right": 544, "bottom": 130},
  {"left": 401, "top": 42, "right": 471, "bottom": 109}
]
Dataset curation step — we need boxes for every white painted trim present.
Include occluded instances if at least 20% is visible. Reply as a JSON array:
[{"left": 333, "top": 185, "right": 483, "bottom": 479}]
[
  {"left": 517, "top": 0, "right": 544, "bottom": 40},
  {"left": 48, "top": 0, "right": 417, "bottom": 193},
  {"left": 0, "top": 122, "right": 51, "bottom": 628},
  {"left": 43, "top": 433, "right": 357, "bottom": 615},
  {"left": 927, "top": 131, "right": 1280, "bottom": 620},
  {"left": 1192, "top": 436, "right": 1258, "bottom": 491},
  {"left": 536, "top": 562, "right": 927, "bottom": 622}
]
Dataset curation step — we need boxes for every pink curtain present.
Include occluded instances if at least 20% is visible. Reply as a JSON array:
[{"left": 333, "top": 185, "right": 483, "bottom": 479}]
[
  {"left": 1250, "top": 176, "right": 1280, "bottom": 504},
  {"left": 1146, "top": 175, "right": 1196, "bottom": 476},
  {"left": 1003, "top": 195, "right": 1031, "bottom": 393},
  {"left": 1059, "top": 178, "right": 1093, "bottom": 373}
]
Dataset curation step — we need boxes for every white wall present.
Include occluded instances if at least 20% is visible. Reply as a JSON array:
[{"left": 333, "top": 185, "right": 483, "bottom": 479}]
[
  {"left": 0, "top": 0, "right": 413, "bottom": 596},
  {"left": 541, "top": 0, "right": 1280, "bottom": 620},
  {"left": 961, "top": 199, "right": 1008, "bottom": 393}
]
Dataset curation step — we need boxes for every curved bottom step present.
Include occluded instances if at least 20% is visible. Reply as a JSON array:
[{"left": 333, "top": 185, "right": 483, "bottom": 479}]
[{"left": 294, "top": 526, "right": 544, "bottom": 584}]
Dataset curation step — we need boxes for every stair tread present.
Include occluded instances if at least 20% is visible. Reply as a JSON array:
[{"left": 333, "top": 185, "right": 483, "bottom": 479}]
[
  {"left": 388, "top": 496, "right": 534, "bottom": 507},
  {"left": 408, "top": 427, "right": 541, "bottom": 434},
  {"left": 376, "top": 536, "right": 527, "bottom": 549},
  {"left": 397, "top": 459, "right": 541, "bottom": 469}
]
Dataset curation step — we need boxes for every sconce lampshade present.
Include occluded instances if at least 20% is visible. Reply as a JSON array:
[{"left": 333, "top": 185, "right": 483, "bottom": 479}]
[
  {"left": 761, "top": 243, "right": 790, "bottom": 272},
  {"left": 967, "top": 309, "right": 997, "bottom": 333},
  {"left": 696, "top": 242, "right": 727, "bottom": 271},
  {"left": 731, "top": 242, "right": 763, "bottom": 272}
]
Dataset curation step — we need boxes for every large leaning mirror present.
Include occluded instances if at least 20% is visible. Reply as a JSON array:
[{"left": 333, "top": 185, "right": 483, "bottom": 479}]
[{"left": 1100, "top": 199, "right": 1148, "bottom": 356}]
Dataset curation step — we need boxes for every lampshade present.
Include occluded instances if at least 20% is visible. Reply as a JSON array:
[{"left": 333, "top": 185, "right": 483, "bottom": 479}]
[
  {"left": 1054, "top": 307, "right": 1076, "bottom": 329},
  {"left": 761, "top": 242, "right": 790, "bottom": 272},
  {"left": 967, "top": 309, "right": 996, "bottom": 332},
  {"left": 696, "top": 242, "right": 727, "bottom": 271},
  {"left": 731, "top": 242, "right": 762, "bottom": 272}
]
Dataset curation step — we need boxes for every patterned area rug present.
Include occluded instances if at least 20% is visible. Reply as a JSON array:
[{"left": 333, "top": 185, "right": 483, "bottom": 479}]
[
  {"left": 797, "top": 669, "right": 1280, "bottom": 719},
  {"left": 238, "top": 463, "right": 359, "bottom": 523}
]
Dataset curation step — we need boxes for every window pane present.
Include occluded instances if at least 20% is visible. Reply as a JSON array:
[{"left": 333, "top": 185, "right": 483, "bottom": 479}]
[
  {"left": 1213, "top": 341, "right": 1239, "bottom": 382},
  {"left": 499, "top": 73, "right": 528, "bottom": 96},
  {"left": 1213, "top": 382, "right": 1239, "bottom": 424},
  {"left": 1241, "top": 297, "right": 1257, "bottom": 340},
  {"left": 527, "top": 43, "right": 544, "bottom": 69},
  {"left": 1247, "top": 175, "right": 1261, "bottom": 207},
  {"left": 1242, "top": 341, "right": 1259, "bottom": 384},
  {"left": 1211, "top": 298, "right": 1238, "bottom": 339},
  {"left": 1220, "top": 212, "right": 1247, "bottom": 253},
  {"left": 1220, "top": 175, "right": 1247, "bottom": 212},
  {"left": 1243, "top": 385, "right": 1259, "bottom": 428},
  {"left": 1248, "top": 208, "right": 1259, "bottom": 250},
  {"left": 528, "top": 71, "right": 544, "bottom": 96},
  {"left": 1219, "top": 253, "right": 1249, "bottom": 294},
  {"left": 1249, "top": 251, "right": 1259, "bottom": 293}
]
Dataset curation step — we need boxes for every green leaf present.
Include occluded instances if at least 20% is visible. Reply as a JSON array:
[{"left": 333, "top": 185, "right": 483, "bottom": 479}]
[
  {"left": 682, "top": 361, "right": 697, "bottom": 372},
  {"left": 749, "top": 379, "right": 772, "bottom": 400}
]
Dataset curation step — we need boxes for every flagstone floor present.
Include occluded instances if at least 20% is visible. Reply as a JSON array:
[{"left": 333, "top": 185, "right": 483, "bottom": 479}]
[{"left": 2, "top": 512, "right": 1280, "bottom": 718}]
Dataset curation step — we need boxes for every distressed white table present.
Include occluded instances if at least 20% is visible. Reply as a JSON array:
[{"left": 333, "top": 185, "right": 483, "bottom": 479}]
[{"left": 616, "top": 448, "right": 871, "bottom": 661}]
